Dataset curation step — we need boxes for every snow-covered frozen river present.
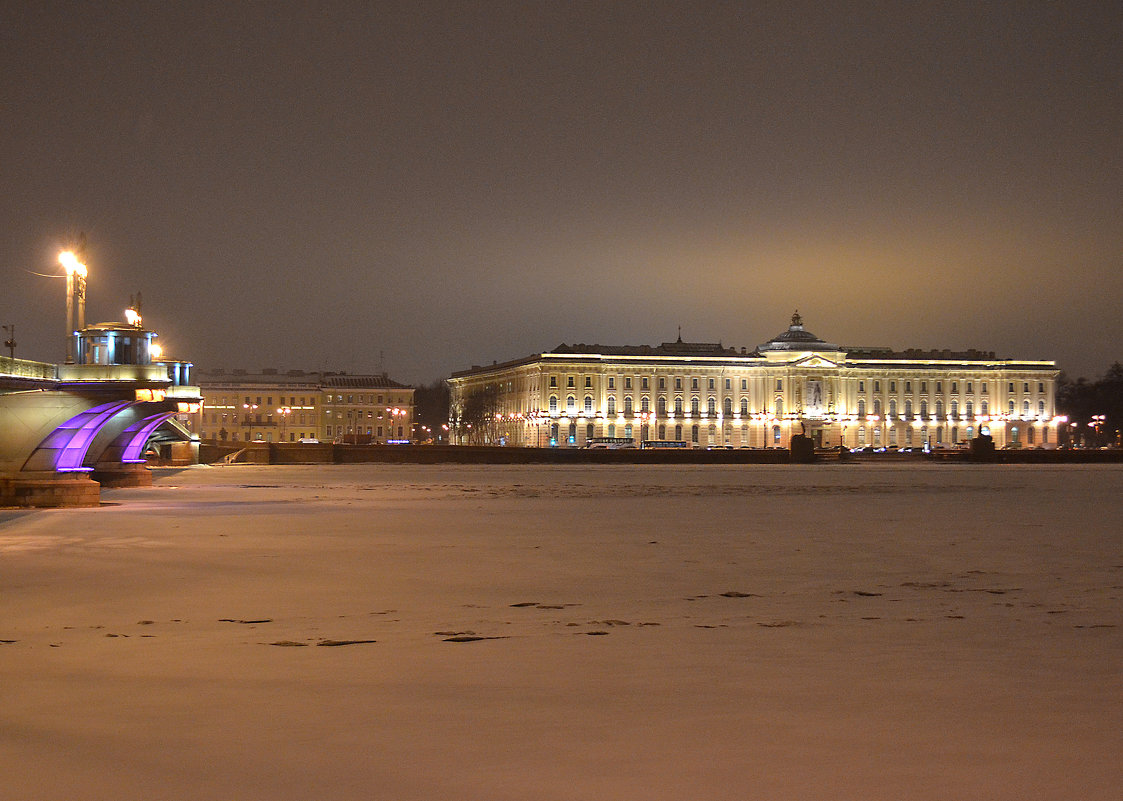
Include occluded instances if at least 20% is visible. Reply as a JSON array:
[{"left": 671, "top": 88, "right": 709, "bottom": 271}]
[{"left": 3, "top": 463, "right": 1121, "bottom": 800}]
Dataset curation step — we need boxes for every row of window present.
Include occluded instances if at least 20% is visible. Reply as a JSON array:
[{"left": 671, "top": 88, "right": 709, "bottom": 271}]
[
  {"left": 549, "top": 375, "right": 1050, "bottom": 396},
  {"left": 197, "top": 425, "right": 407, "bottom": 442},
  {"left": 855, "top": 399, "right": 1049, "bottom": 418},
  {"left": 857, "top": 379, "right": 1047, "bottom": 395},
  {"left": 543, "top": 394, "right": 1052, "bottom": 420},
  {"left": 551, "top": 375, "right": 753, "bottom": 392},
  {"left": 206, "top": 394, "right": 410, "bottom": 407}
]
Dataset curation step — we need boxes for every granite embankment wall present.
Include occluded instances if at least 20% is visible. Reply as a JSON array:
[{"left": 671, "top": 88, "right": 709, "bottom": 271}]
[{"left": 198, "top": 443, "right": 1123, "bottom": 466}]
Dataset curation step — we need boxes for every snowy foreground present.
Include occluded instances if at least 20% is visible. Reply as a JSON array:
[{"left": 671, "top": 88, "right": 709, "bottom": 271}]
[{"left": 3, "top": 463, "right": 1121, "bottom": 800}]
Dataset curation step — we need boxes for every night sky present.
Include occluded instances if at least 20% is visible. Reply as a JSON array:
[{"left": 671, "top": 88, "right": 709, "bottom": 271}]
[{"left": 3, "top": 2, "right": 1120, "bottom": 384}]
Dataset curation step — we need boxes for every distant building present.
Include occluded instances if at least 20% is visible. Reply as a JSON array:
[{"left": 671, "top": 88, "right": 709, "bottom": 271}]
[
  {"left": 447, "top": 313, "right": 1061, "bottom": 450},
  {"left": 189, "top": 369, "right": 414, "bottom": 444}
]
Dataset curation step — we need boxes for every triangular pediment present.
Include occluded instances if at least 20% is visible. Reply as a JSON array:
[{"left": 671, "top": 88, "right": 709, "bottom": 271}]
[{"left": 792, "top": 354, "right": 840, "bottom": 369}]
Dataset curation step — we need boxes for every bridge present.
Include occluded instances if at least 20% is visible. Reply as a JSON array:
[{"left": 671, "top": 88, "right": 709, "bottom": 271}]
[{"left": 0, "top": 354, "right": 201, "bottom": 506}]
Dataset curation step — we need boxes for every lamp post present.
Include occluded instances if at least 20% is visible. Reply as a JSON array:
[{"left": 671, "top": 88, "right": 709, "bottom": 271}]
[
  {"left": 277, "top": 406, "right": 292, "bottom": 442},
  {"left": 243, "top": 403, "right": 259, "bottom": 442},
  {"left": 59, "top": 248, "right": 88, "bottom": 363}
]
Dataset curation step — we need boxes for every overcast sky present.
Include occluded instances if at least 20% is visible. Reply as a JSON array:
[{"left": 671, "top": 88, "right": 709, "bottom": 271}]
[{"left": 2, "top": 1, "right": 1120, "bottom": 384}]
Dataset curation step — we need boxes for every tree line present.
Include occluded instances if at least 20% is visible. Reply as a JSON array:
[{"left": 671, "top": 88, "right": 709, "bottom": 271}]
[{"left": 1057, "top": 362, "right": 1123, "bottom": 447}]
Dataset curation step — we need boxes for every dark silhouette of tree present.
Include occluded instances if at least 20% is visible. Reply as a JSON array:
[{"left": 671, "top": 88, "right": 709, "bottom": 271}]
[
  {"left": 413, "top": 380, "right": 450, "bottom": 443},
  {"left": 454, "top": 384, "right": 501, "bottom": 444},
  {"left": 1056, "top": 362, "right": 1123, "bottom": 446}
]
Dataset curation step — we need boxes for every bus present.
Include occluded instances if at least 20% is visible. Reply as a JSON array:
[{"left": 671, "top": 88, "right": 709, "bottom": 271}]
[
  {"left": 584, "top": 437, "right": 636, "bottom": 449},
  {"left": 640, "top": 440, "right": 689, "bottom": 449}
]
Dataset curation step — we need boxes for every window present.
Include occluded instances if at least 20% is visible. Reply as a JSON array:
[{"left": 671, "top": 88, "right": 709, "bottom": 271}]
[
  {"left": 586, "top": 424, "right": 594, "bottom": 441},
  {"left": 1023, "top": 382, "right": 1029, "bottom": 393},
  {"left": 920, "top": 400, "right": 928, "bottom": 417},
  {"left": 858, "top": 399, "right": 866, "bottom": 417},
  {"left": 708, "top": 378, "right": 715, "bottom": 390},
  {"left": 608, "top": 377, "right": 615, "bottom": 389},
  {"left": 981, "top": 383, "right": 988, "bottom": 394},
  {"left": 888, "top": 399, "right": 897, "bottom": 416},
  {"left": 890, "top": 381, "right": 897, "bottom": 392},
  {"left": 607, "top": 424, "right": 615, "bottom": 438},
  {"left": 640, "top": 396, "right": 650, "bottom": 413},
  {"left": 642, "top": 377, "right": 649, "bottom": 390},
  {"left": 905, "top": 381, "right": 912, "bottom": 393},
  {"left": 607, "top": 397, "right": 616, "bottom": 415},
  {"left": 566, "top": 395, "right": 576, "bottom": 413},
  {"left": 1038, "top": 400, "right": 1045, "bottom": 416},
  {"left": 873, "top": 399, "right": 881, "bottom": 415},
  {"left": 692, "top": 425, "right": 700, "bottom": 443},
  {"left": 584, "top": 395, "right": 593, "bottom": 414},
  {"left": 966, "top": 400, "right": 973, "bottom": 418},
  {"left": 674, "top": 424, "right": 682, "bottom": 440},
  {"left": 550, "top": 376, "right": 557, "bottom": 388},
  {"left": 725, "top": 378, "right": 731, "bottom": 390},
  {"left": 1009, "top": 382, "right": 1015, "bottom": 392},
  {"left": 1022, "top": 400, "right": 1030, "bottom": 416},
  {"left": 740, "top": 398, "right": 748, "bottom": 415},
  {"left": 859, "top": 381, "right": 865, "bottom": 392},
  {"left": 659, "top": 377, "right": 666, "bottom": 389},
  {"left": 874, "top": 380, "right": 880, "bottom": 392},
  {"left": 920, "top": 382, "right": 927, "bottom": 392},
  {"left": 772, "top": 425, "right": 781, "bottom": 444},
  {"left": 774, "top": 397, "right": 784, "bottom": 416},
  {"left": 981, "top": 400, "right": 989, "bottom": 415},
  {"left": 936, "top": 382, "right": 942, "bottom": 393},
  {"left": 657, "top": 397, "right": 667, "bottom": 415},
  {"left": 707, "top": 397, "right": 717, "bottom": 416},
  {"left": 952, "top": 382, "right": 958, "bottom": 393},
  {"left": 692, "top": 378, "right": 699, "bottom": 390},
  {"left": 585, "top": 377, "right": 592, "bottom": 388},
  {"left": 1008, "top": 400, "right": 1015, "bottom": 414},
  {"left": 936, "top": 400, "right": 944, "bottom": 418},
  {"left": 776, "top": 379, "right": 783, "bottom": 391},
  {"left": 674, "top": 397, "right": 683, "bottom": 415},
  {"left": 690, "top": 397, "right": 700, "bottom": 415},
  {"left": 1038, "top": 382, "right": 1044, "bottom": 393},
  {"left": 625, "top": 377, "right": 632, "bottom": 390},
  {"left": 675, "top": 378, "right": 682, "bottom": 390},
  {"left": 723, "top": 397, "right": 733, "bottom": 416},
  {"left": 951, "top": 400, "right": 959, "bottom": 418},
  {"left": 741, "top": 379, "right": 747, "bottom": 390},
  {"left": 567, "top": 376, "right": 574, "bottom": 388},
  {"left": 658, "top": 424, "right": 666, "bottom": 439},
  {"left": 624, "top": 397, "right": 634, "bottom": 415},
  {"left": 624, "top": 424, "right": 633, "bottom": 439},
  {"left": 967, "top": 382, "right": 973, "bottom": 393}
]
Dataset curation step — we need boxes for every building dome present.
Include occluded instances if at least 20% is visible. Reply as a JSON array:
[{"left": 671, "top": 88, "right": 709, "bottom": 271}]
[{"left": 757, "top": 311, "right": 838, "bottom": 352}]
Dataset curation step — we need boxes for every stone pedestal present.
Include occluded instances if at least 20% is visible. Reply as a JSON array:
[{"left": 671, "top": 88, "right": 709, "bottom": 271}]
[
  {"left": 92, "top": 464, "right": 153, "bottom": 488},
  {"left": 0, "top": 472, "right": 101, "bottom": 508}
]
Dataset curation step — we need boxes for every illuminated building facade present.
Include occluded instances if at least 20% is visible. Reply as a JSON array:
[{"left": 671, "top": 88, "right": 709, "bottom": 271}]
[
  {"left": 188, "top": 369, "right": 414, "bottom": 443},
  {"left": 448, "top": 314, "right": 1061, "bottom": 450}
]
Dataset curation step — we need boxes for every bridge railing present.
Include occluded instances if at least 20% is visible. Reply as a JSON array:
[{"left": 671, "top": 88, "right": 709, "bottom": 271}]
[
  {"left": 0, "top": 355, "right": 58, "bottom": 380},
  {"left": 57, "top": 363, "right": 173, "bottom": 382}
]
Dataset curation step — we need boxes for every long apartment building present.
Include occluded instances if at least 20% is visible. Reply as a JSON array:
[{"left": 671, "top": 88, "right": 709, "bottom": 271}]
[
  {"left": 447, "top": 313, "right": 1061, "bottom": 450},
  {"left": 188, "top": 369, "right": 414, "bottom": 444}
]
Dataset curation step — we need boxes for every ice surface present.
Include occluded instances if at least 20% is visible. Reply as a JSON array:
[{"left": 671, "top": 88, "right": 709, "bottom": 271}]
[{"left": 2, "top": 463, "right": 1121, "bottom": 800}]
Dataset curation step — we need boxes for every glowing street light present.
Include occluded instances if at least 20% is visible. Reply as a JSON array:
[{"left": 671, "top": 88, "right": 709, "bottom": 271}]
[
  {"left": 60, "top": 248, "right": 88, "bottom": 364},
  {"left": 277, "top": 406, "right": 292, "bottom": 442},
  {"left": 243, "top": 403, "right": 259, "bottom": 441}
]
